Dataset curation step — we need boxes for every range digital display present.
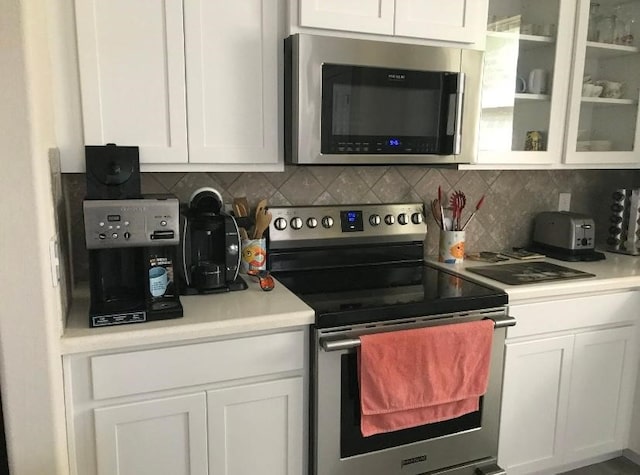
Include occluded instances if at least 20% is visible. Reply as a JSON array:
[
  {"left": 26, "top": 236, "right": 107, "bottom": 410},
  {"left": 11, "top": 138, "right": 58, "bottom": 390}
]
[
  {"left": 340, "top": 210, "right": 363, "bottom": 232},
  {"left": 107, "top": 215, "right": 121, "bottom": 222}
]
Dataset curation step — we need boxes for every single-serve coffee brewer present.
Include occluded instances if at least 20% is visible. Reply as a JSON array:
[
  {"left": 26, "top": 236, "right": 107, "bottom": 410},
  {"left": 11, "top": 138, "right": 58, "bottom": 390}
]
[
  {"left": 177, "top": 187, "right": 247, "bottom": 294},
  {"left": 83, "top": 144, "right": 183, "bottom": 327}
]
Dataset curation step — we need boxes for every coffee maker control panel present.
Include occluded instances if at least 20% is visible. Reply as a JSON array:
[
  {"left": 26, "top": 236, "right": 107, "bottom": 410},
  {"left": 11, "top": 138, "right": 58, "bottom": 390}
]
[{"left": 84, "top": 197, "right": 180, "bottom": 249}]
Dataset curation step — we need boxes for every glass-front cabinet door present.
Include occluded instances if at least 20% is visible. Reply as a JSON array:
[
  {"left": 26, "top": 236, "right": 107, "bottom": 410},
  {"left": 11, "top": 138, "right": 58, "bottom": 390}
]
[
  {"left": 477, "top": 0, "right": 576, "bottom": 165},
  {"left": 565, "top": 0, "right": 640, "bottom": 164}
]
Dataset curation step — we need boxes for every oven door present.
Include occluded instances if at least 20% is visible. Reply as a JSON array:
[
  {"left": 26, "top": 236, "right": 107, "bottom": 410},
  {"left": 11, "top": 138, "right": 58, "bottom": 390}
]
[{"left": 312, "top": 310, "right": 513, "bottom": 475}]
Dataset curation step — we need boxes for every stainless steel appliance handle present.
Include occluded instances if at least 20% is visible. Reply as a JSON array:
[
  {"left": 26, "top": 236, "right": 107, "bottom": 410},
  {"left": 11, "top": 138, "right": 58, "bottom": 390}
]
[{"left": 320, "top": 315, "right": 516, "bottom": 352}]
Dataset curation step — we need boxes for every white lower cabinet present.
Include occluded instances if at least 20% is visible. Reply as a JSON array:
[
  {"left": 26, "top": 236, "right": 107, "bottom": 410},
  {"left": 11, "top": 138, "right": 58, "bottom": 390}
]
[
  {"left": 208, "top": 379, "right": 303, "bottom": 475},
  {"left": 64, "top": 329, "right": 307, "bottom": 475},
  {"left": 94, "top": 393, "right": 209, "bottom": 475},
  {"left": 498, "top": 293, "right": 640, "bottom": 475}
]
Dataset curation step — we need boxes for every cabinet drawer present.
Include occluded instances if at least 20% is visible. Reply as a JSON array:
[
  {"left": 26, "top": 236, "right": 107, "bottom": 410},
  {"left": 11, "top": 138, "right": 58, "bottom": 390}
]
[
  {"left": 508, "top": 292, "right": 640, "bottom": 339},
  {"left": 90, "top": 330, "right": 304, "bottom": 400}
]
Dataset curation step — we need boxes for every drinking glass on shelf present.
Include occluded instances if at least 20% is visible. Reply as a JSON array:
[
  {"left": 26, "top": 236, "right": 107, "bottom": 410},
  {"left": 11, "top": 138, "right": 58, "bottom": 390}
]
[
  {"left": 613, "top": 4, "right": 635, "bottom": 45},
  {"left": 588, "top": 3, "right": 601, "bottom": 41},
  {"left": 598, "top": 14, "right": 616, "bottom": 43}
]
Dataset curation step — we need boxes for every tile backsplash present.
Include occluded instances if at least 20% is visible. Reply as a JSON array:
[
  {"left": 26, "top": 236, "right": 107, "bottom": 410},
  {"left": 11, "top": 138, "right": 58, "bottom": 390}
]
[{"left": 63, "top": 167, "right": 639, "bottom": 284}]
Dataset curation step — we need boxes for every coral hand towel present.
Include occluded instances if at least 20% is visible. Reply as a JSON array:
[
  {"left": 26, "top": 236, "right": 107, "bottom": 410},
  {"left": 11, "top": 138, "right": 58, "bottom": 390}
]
[{"left": 358, "top": 319, "right": 494, "bottom": 437}]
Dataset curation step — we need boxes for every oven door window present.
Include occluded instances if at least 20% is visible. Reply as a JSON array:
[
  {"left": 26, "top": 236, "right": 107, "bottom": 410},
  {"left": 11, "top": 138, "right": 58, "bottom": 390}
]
[
  {"left": 340, "top": 352, "right": 482, "bottom": 458},
  {"left": 321, "top": 64, "right": 460, "bottom": 156}
]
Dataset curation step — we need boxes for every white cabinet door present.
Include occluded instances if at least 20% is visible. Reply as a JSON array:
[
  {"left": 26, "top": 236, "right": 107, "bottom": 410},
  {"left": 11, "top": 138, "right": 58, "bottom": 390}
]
[
  {"left": 498, "top": 335, "right": 574, "bottom": 474},
  {"left": 395, "top": 0, "right": 487, "bottom": 44},
  {"left": 74, "top": 0, "right": 188, "bottom": 164},
  {"left": 94, "top": 393, "right": 208, "bottom": 475},
  {"left": 564, "top": 326, "right": 637, "bottom": 463},
  {"left": 299, "top": 0, "right": 395, "bottom": 34},
  {"left": 207, "top": 377, "right": 304, "bottom": 475},
  {"left": 564, "top": 0, "right": 640, "bottom": 165},
  {"left": 184, "top": 0, "right": 281, "bottom": 165}
]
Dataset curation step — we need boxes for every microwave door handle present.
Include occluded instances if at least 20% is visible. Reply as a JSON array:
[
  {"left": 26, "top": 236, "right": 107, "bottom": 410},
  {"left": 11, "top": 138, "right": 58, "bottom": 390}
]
[{"left": 447, "top": 73, "right": 465, "bottom": 155}]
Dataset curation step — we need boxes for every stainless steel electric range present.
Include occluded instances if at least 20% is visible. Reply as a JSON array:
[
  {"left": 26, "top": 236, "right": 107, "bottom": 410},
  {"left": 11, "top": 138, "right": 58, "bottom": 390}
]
[{"left": 268, "top": 203, "right": 514, "bottom": 475}]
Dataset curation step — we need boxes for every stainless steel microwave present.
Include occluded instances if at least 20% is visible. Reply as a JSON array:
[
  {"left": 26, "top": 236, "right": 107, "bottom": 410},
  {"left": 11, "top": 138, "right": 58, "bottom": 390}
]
[{"left": 284, "top": 34, "right": 483, "bottom": 165}]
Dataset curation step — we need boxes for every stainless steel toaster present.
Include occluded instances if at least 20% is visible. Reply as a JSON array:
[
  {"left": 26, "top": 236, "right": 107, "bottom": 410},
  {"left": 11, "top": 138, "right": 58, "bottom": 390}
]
[{"left": 532, "top": 211, "right": 595, "bottom": 251}]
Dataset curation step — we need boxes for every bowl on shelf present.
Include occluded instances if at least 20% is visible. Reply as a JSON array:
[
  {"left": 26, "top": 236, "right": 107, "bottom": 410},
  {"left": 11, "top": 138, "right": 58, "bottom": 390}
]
[
  {"left": 582, "top": 83, "right": 603, "bottom": 97},
  {"left": 595, "top": 80, "right": 624, "bottom": 99}
]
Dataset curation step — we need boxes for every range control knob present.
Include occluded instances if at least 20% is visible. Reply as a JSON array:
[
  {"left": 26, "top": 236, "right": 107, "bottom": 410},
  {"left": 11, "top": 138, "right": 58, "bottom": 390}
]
[
  {"left": 307, "top": 217, "right": 318, "bottom": 229},
  {"left": 384, "top": 214, "right": 395, "bottom": 225},
  {"left": 369, "top": 214, "right": 381, "bottom": 226},
  {"left": 291, "top": 217, "right": 303, "bottom": 230},
  {"left": 274, "top": 217, "right": 287, "bottom": 231},
  {"left": 124, "top": 231, "right": 131, "bottom": 240},
  {"left": 322, "top": 216, "right": 334, "bottom": 228},
  {"left": 398, "top": 213, "right": 409, "bottom": 225},
  {"left": 411, "top": 212, "right": 424, "bottom": 224}
]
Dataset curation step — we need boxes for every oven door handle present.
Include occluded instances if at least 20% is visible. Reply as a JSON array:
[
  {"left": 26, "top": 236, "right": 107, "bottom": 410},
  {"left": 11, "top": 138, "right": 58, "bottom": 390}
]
[{"left": 320, "top": 315, "right": 516, "bottom": 352}]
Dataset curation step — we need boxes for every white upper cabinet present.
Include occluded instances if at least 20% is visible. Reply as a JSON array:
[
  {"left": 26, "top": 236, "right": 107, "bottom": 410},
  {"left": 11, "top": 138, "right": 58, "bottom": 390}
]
[
  {"left": 394, "top": 0, "right": 487, "bottom": 44},
  {"left": 297, "top": 0, "right": 488, "bottom": 44},
  {"left": 477, "top": 0, "right": 576, "bottom": 165},
  {"left": 184, "top": 0, "right": 281, "bottom": 165},
  {"left": 74, "top": 0, "right": 188, "bottom": 164},
  {"left": 299, "top": 0, "right": 395, "bottom": 34},
  {"left": 564, "top": 0, "right": 640, "bottom": 165},
  {"left": 477, "top": 0, "right": 640, "bottom": 167},
  {"left": 73, "top": 0, "right": 282, "bottom": 170}
]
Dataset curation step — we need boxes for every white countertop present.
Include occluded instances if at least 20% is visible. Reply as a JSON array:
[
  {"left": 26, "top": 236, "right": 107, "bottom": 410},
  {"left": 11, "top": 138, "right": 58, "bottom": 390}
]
[
  {"left": 62, "top": 277, "right": 315, "bottom": 354},
  {"left": 426, "top": 251, "right": 640, "bottom": 303},
  {"left": 62, "top": 252, "right": 640, "bottom": 354}
]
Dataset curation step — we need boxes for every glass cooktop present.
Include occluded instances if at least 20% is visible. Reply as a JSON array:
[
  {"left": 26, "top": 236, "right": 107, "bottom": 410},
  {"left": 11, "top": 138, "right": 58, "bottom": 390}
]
[
  {"left": 466, "top": 261, "right": 596, "bottom": 285},
  {"left": 273, "top": 263, "right": 507, "bottom": 328}
]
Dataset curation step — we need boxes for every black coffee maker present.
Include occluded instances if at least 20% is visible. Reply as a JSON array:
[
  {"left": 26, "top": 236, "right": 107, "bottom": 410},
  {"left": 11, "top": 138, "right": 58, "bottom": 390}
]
[
  {"left": 83, "top": 144, "right": 183, "bottom": 327},
  {"left": 177, "top": 187, "right": 247, "bottom": 294}
]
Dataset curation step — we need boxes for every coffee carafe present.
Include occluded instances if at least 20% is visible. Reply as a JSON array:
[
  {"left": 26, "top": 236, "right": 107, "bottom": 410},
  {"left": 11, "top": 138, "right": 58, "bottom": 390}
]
[
  {"left": 83, "top": 144, "right": 183, "bottom": 327},
  {"left": 177, "top": 187, "right": 247, "bottom": 294}
]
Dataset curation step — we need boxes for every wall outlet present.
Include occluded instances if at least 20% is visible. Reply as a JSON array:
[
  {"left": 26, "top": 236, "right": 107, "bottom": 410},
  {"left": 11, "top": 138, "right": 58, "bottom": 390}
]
[{"left": 558, "top": 192, "right": 571, "bottom": 211}]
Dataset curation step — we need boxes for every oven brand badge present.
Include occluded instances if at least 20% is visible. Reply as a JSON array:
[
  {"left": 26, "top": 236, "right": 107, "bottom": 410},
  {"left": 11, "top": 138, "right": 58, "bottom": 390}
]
[
  {"left": 401, "top": 455, "right": 427, "bottom": 468},
  {"left": 388, "top": 73, "right": 406, "bottom": 81}
]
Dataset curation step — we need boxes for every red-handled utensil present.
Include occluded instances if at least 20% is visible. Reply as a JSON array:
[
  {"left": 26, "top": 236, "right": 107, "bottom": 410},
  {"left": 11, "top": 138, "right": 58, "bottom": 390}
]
[
  {"left": 461, "top": 195, "right": 485, "bottom": 230},
  {"left": 450, "top": 190, "right": 467, "bottom": 230}
]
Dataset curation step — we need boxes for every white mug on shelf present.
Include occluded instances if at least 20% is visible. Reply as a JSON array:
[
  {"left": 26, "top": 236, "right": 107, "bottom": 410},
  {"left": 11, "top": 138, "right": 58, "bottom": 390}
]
[
  {"left": 528, "top": 69, "right": 548, "bottom": 94},
  {"left": 515, "top": 76, "right": 527, "bottom": 93}
]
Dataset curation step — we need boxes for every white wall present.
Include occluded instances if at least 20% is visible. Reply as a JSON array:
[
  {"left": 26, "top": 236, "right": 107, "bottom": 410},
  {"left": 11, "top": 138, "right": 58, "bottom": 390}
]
[{"left": 0, "top": 0, "right": 69, "bottom": 473}]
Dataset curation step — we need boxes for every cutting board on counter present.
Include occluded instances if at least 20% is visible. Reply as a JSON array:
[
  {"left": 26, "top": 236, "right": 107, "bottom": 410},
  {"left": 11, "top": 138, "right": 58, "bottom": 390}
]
[{"left": 467, "top": 262, "right": 595, "bottom": 285}]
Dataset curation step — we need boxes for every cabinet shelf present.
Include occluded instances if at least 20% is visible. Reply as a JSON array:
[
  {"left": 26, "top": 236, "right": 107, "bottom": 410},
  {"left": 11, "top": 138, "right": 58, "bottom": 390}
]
[
  {"left": 581, "top": 97, "right": 637, "bottom": 105},
  {"left": 487, "top": 31, "right": 555, "bottom": 50},
  {"left": 516, "top": 93, "right": 551, "bottom": 101},
  {"left": 586, "top": 41, "right": 640, "bottom": 59}
]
